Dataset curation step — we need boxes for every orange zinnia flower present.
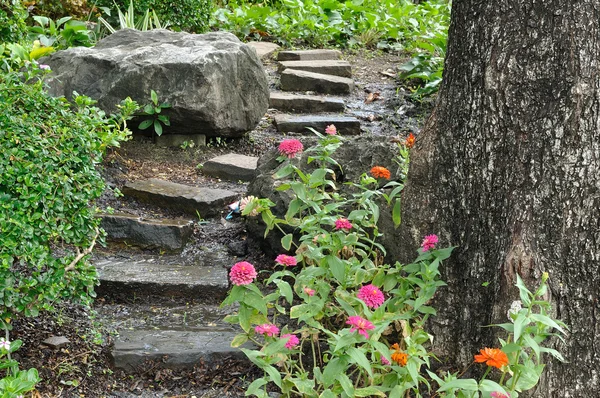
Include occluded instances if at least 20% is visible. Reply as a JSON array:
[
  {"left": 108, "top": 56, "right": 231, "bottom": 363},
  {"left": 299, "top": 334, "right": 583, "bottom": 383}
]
[
  {"left": 390, "top": 343, "right": 408, "bottom": 366},
  {"left": 474, "top": 348, "right": 509, "bottom": 369},
  {"left": 405, "top": 133, "right": 415, "bottom": 148},
  {"left": 370, "top": 166, "right": 391, "bottom": 180}
]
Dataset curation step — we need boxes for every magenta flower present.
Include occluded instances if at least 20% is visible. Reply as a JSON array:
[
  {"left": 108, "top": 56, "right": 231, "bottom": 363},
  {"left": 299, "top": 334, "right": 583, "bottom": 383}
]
[
  {"left": 278, "top": 139, "right": 304, "bottom": 158},
  {"left": 303, "top": 287, "right": 315, "bottom": 296},
  {"left": 281, "top": 333, "right": 300, "bottom": 349},
  {"left": 335, "top": 218, "right": 353, "bottom": 231},
  {"left": 421, "top": 234, "right": 439, "bottom": 251},
  {"left": 490, "top": 393, "right": 508, "bottom": 398},
  {"left": 275, "top": 254, "right": 297, "bottom": 267},
  {"left": 357, "top": 284, "right": 385, "bottom": 309},
  {"left": 346, "top": 315, "right": 375, "bottom": 338},
  {"left": 229, "top": 261, "right": 257, "bottom": 286},
  {"left": 255, "top": 323, "right": 280, "bottom": 337},
  {"left": 39, "top": 64, "right": 51, "bottom": 70},
  {"left": 325, "top": 124, "right": 337, "bottom": 135},
  {"left": 380, "top": 355, "right": 390, "bottom": 365}
]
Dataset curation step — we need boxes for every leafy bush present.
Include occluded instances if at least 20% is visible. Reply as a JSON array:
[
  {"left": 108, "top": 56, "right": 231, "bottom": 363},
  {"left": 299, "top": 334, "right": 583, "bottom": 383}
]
[
  {"left": 95, "top": 0, "right": 212, "bottom": 33},
  {"left": 26, "top": 0, "right": 92, "bottom": 20},
  {"left": 0, "top": 0, "right": 28, "bottom": 43},
  {"left": 0, "top": 62, "right": 136, "bottom": 325},
  {"left": 223, "top": 128, "right": 565, "bottom": 397},
  {"left": 211, "top": 0, "right": 450, "bottom": 49}
]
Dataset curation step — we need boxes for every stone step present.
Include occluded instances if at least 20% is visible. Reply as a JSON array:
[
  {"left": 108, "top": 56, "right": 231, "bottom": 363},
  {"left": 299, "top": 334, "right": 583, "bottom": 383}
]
[
  {"left": 246, "top": 41, "right": 280, "bottom": 60},
  {"left": 111, "top": 328, "right": 248, "bottom": 371},
  {"left": 277, "top": 49, "right": 342, "bottom": 61},
  {"left": 280, "top": 69, "right": 354, "bottom": 95},
  {"left": 122, "top": 178, "right": 239, "bottom": 218},
  {"left": 278, "top": 60, "right": 352, "bottom": 78},
  {"left": 94, "top": 257, "right": 229, "bottom": 302},
  {"left": 270, "top": 92, "right": 345, "bottom": 113},
  {"left": 202, "top": 153, "right": 258, "bottom": 182},
  {"left": 274, "top": 114, "right": 361, "bottom": 135},
  {"left": 99, "top": 213, "right": 193, "bottom": 252}
]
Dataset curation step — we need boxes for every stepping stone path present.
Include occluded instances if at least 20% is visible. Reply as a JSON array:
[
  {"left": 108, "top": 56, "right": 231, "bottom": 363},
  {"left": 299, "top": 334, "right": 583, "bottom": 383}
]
[{"left": 270, "top": 49, "right": 361, "bottom": 134}]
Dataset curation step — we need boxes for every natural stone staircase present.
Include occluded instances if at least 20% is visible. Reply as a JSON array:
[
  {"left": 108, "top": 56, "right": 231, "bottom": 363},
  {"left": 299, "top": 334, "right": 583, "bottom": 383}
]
[
  {"left": 94, "top": 47, "right": 365, "bottom": 378},
  {"left": 270, "top": 49, "right": 362, "bottom": 135},
  {"left": 95, "top": 156, "right": 259, "bottom": 373}
]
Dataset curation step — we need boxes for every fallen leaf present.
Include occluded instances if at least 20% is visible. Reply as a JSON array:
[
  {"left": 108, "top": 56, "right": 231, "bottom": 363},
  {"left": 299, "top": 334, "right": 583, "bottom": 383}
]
[{"left": 365, "top": 92, "right": 381, "bottom": 103}]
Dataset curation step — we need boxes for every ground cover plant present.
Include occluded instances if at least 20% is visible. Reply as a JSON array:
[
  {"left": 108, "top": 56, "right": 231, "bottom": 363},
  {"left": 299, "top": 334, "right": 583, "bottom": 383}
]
[{"left": 223, "top": 127, "right": 566, "bottom": 397}]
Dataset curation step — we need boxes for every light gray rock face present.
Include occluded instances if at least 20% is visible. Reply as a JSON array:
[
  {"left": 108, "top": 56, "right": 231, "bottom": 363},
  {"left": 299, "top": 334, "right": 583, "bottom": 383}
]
[
  {"left": 42, "top": 29, "right": 269, "bottom": 137},
  {"left": 280, "top": 69, "right": 354, "bottom": 94},
  {"left": 99, "top": 213, "right": 193, "bottom": 251},
  {"left": 112, "top": 329, "right": 249, "bottom": 370},
  {"left": 278, "top": 60, "right": 352, "bottom": 78},
  {"left": 269, "top": 92, "right": 345, "bottom": 113},
  {"left": 277, "top": 49, "right": 342, "bottom": 61},
  {"left": 122, "top": 178, "right": 239, "bottom": 218},
  {"left": 246, "top": 41, "right": 280, "bottom": 60},
  {"left": 274, "top": 114, "right": 361, "bottom": 135},
  {"left": 246, "top": 136, "right": 402, "bottom": 258},
  {"left": 202, "top": 153, "right": 258, "bottom": 182}
]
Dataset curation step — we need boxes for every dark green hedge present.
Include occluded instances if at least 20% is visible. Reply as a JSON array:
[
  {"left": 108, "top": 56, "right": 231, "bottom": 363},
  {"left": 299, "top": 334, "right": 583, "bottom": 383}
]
[{"left": 0, "top": 0, "right": 28, "bottom": 43}]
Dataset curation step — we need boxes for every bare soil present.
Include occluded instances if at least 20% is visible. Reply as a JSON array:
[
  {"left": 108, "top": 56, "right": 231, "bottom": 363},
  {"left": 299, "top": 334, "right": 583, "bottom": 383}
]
[{"left": 13, "top": 49, "right": 432, "bottom": 397}]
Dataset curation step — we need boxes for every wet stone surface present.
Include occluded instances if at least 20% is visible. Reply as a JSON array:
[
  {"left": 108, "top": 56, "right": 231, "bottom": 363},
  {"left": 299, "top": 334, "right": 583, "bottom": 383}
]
[
  {"left": 277, "top": 49, "right": 342, "bottom": 61},
  {"left": 269, "top": 92, "right": 345, "bottom": 113},
  {"left": 274, "top": 114, "right": 361, "bottom": 135},
  {"left": 277, "top": 60, "right": 352, "bottom": 78},
  {"left": 280, "top": 69, "right": 354, "bottom": 95},
  {"left": 202, "top": 153, "right": 258, "bottom": 182}
]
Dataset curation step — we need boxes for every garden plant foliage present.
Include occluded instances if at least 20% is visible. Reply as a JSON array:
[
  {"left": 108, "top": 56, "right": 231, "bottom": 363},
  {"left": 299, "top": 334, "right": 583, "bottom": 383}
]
[{"left": 223, "top": 129, "right": 566, "bottom": 397}]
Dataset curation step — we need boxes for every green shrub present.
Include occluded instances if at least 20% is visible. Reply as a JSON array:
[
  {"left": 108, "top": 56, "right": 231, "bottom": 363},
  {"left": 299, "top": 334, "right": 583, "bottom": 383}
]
[
  {"left": 0, "top": 63, "right": 136, "bottom": 325},
  {"left": 0, "top": 0, "right": 28, "bottom": 43},
  {"left": 95, "top": 0, "right": 212, "bottom": 33}
]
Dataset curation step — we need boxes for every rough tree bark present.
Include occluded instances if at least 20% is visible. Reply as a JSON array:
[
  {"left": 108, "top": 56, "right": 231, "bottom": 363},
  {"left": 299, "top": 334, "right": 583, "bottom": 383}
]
[{"left": 398, "top": 1, "right": 600, "bottom": 396}]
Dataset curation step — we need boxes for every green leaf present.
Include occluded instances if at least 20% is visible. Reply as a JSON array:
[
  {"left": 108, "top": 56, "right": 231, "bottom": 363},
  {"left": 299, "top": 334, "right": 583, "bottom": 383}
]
[
  {"left": 264, "top": 364, "right": 282, "bottom": 388},
  {"left": 479, "top": 379, "right": 508, "bottom": 394},
  {"left": 438, "top": 378, "right": 479, "bottom": 392},
  {"left": 322, "top": 357, "right": 348, "bottom": 388},
  {"left": 355, "top": 386, "right": 386, "bottom": 397},
  {"left": 138, "top": 119, "right": 153, "bottom": 130},
  {"left": 231, "top": 333, "right": 248, "bottom": 347},
  {"left": 281, "top": 234, "right": 293, "bottom": 251},
  {"left": 153, "top": 120, "right": 163, "bottom": 136},
  {"left": 150, "top": 90, "right": 158, "bottom": 104},
  {"left": 338, "top": 374, "right": 354, "bottom": 397},
  {"left": 327, "top": 255, "right": 346, "bottom": 285},
  {"left": 513, "top": 313, "right": 528, "bottom": 342},
  {"left": 392, "top": 198, "right": 401, "bottom": 227},
  {"left": 529, "top": 313, "right": 566, "bottom": 334},
  {"left": 246, "top": 378, "right": 268, "bottom": 397},
  {"left": 274, "top": 163, "right": 295, "bottom": 179},
  {"left": 275, "top": 280, "right": 293, "bottom": 305},
  {"left": 347, "top": 347, "right": 373, "bottom": 378}
]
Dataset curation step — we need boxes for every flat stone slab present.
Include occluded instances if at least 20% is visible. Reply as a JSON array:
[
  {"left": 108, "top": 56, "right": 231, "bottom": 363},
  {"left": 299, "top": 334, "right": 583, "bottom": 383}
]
[
  {"left": 277, "top": 49, "right": 342, "bottom": 61},
  {"left": 274, "top": 115, "right": 361, "bottom": 135},
  {"left": 280, "top": 69, "right": 354, "bottom": 95},
  {"left": 202, "top": 154, "right": 258, "bottom": 182},
  {"left": 270, "top": 92, "right": 345, "bottom": 113},
  {"left": 122, "top": 178, "right": 238, "bottom": 218},
  {"left": 246, "top": 41, "right": 280, "bottom": 60},
  {"left": 278, "top": 60, "right": 352, "bottom": 78},
  {"left": 112, "top": 329, "right": 248, "bottom": 371},
  {"left": 99, "top": 213, "right": 193, "bottom": 251},
  {"left": 95, "top": 258, "right": 229, "bottom": 301}
]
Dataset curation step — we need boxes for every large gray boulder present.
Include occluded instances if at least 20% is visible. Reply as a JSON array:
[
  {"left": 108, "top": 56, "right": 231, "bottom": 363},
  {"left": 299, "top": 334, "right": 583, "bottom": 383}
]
[
  {"left": 246, "top": 136, "right": 404, "bottom": 261},
  {"left": 42, "top": 29, "right": 269, "bottom": 137}
]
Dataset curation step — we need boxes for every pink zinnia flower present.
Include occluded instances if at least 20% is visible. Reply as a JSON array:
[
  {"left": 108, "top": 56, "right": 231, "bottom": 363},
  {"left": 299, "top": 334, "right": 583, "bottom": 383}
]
[
  {"left": 229, "top": 261, "right": 257, "bottom": 286},
  {"left": 281, "top": 333, "right": 299, "bottom": 349},
  {"left": 278, "top": 139, "right": 304, "bottom": 158},
  {"left": 346, "top": 315, "right": 375, "bottom": 339},
  {"left": 255, "top": 323, "right": 280, "bottom": 337},
  {"left": 335, "top": 218, "right": 353, "bottom": 231},
  {"left": 421, "top": 234, "right": 439, "bottom": 251},
  {"left": 275, "top": 254, "right": 297, "bottom": 267},
  {"left": 380, "top": 355, "right": 390, "bottom": 365},
  {"left": 303, "top": 287, "right": 315, "bottom": 296},
  {"left": 490, "top": 393, "right": 508, "bottom": 398},
  {"left": 325, "top": 124, "right": 337, "bottom": 135},
  {"left": 357, "top": 284, "right": 385, "bottom": 309}
]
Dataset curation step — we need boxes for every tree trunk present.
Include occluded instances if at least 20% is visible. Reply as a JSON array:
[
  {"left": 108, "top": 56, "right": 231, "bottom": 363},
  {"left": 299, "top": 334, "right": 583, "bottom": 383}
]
[{"left": 398, "top": 1, "right": 600, "bottom": 396}]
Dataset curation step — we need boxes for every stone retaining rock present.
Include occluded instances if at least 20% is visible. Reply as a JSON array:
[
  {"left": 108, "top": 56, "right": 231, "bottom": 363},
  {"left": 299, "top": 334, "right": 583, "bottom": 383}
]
[
  {"left": 277, "top": 49, "right": 342, "bottom": 61},
  {"left": 42, "top": 29, "right": 269, "bottom": 137},
  {"left": 246, "top": 41, "right": 280, "bottom": 60}
]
